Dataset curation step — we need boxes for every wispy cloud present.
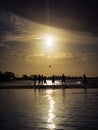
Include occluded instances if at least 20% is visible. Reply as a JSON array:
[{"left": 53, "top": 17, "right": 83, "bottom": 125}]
[
  {"left": 3, "top": 34, "right": 41, "bottom": 42},
  {"left": 0, "top": 8, "right": 98, "bottom": 45}
]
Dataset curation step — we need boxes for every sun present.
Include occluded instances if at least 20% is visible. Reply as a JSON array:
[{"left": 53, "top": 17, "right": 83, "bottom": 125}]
[
  {"left": 46, "top": 36, "right": 53, "bottom": 46},
  {"left": 42, "top": 34, "right": 56, "bottom": 51}
]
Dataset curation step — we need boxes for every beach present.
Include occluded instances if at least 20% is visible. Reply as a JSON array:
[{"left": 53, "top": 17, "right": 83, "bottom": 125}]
[
  {"left": 0, "top": 78, "right": 98, "bottom": 89},
  {"left": 0, "top": 88, "right": 98, "bottom": 130}
]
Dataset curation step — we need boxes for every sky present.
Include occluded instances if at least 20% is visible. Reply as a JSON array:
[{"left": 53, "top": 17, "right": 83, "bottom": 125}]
[{"left": 0, "top": 0, "right": 98, "bottom": 76}]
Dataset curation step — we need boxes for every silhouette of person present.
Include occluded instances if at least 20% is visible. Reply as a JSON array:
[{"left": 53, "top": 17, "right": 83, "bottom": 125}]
[
  {"left": 83, "top": 74, "right": 88, "bottom": 88},
  {"left": 33, "top": 75, "right": 37, "bottom": 86},
  {"left": 41, "top": 75, "right": 44, "bottom": 85},
  {"left": 44, "top": 76, "right": 47, "bottom": 84},
  {"left": 38, "top": 74, "right": 41, "bottom": 85},
  {"left": 61, "top": 74, "right": 66, "bottom": 86},
  {"left": 52, "top": 75, "right": 55, "bottom": 85}
]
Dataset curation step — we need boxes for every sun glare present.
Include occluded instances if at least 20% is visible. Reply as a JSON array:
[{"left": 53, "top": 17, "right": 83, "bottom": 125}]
[
  {"left": 42, "top": 34, "right": 57, "bottom": 52},
  {"left": 46, "top": 36, "right": 53, "bottom": 46}
]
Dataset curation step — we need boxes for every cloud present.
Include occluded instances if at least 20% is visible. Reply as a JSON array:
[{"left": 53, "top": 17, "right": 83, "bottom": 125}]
[
  {"left": 0, "top": 9, "right": 98, "bottom": 76},
  {"left": 0, "top": 9, "right": 42, "bottom": 43},
  {"left": 24, "top": 53, "right": 45, "bottom": 62},
  {"left": 1, "top": 8, "right": 98, "bottom": 46},
  {"left": 0, "top": 42, "right": 11, "bottom": 56},
  {"left": 3, "top": 34, "right": 41, "bottom": 42},
  {"left": 48, "top": 52, "right": 73, "bottom": 59},
  {"left": 0, "top": 43, "right": 9, "bottom": 48},
  {"left": 22, "top": 52, "right": 75, "bottom": 64}
]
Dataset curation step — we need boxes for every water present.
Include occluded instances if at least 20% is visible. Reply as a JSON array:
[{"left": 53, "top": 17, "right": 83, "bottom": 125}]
[{"left": 0, "top": 89, "right": 98, "bottom": 130}]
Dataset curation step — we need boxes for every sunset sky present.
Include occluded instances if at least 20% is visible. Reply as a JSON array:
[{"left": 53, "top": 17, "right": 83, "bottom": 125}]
[{"left": 0, "top": 0, "right": 98, "bottom": 76}]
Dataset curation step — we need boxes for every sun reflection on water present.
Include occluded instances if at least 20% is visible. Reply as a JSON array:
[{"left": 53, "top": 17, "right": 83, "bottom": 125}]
[{"left": 46, "top": 90, "right": 56, "bottom": 129}]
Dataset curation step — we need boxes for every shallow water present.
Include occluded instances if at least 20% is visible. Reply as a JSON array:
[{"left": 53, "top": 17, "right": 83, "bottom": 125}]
[
  {"left": 0, "top": 79, "right": 82, "bottom": 87},
  {"left": 0, "top": 78, "right": 97, "bottom": 87},
  {"left": 0, "top": 89, "right": 98, "bottom": 130}
]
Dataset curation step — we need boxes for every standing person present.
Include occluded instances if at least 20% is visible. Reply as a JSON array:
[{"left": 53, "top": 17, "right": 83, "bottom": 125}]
[
  {"left": 44, "top": 76, "right": 47, "bottom": 85},
  {"left": 41, "top": 75, "right": 44, "bottom": 85},
  {"left": 38, "top": 74, "right": 41, "bottom": 85},
  {"left": 61, "top": 74, "right": 66, "bottom": 86},
  {"left": 83, "top": 74, "right": 88, "bottom": 88},
  {"left": 33, "top": 75, "right": 37, "bottom": 86},
  {"left": 52, "top": 75, "right": 55, "bottom": 85}
]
